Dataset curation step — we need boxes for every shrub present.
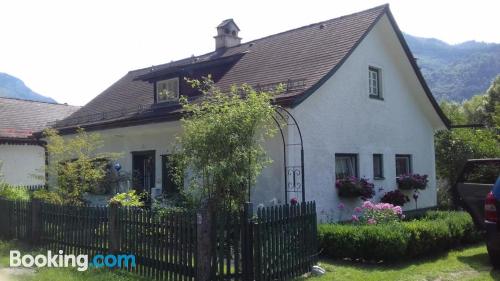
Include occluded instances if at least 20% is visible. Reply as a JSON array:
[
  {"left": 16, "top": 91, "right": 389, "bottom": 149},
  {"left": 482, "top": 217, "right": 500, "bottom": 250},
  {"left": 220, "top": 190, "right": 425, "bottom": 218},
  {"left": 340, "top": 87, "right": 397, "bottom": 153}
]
[
  {"left": 318, "top": 211, "right": 482, "bottom": 262},
  {"left": 336, "top": 177, "right": 375, "bottom": 200},
  {"left": 31, "top": 189, "right": 64, "bottom": 205},
  {"left": 0, "top": 183, "right": 30, "bottom": 201},
  {"left": 380, "top": 190, "right": 410, "bottom": 206},
  {"left": 352, "top": 201, "right": 403, "bottom": 224},
  {"left": 109, "top": 190, "right": 144, "bottom": 207}
]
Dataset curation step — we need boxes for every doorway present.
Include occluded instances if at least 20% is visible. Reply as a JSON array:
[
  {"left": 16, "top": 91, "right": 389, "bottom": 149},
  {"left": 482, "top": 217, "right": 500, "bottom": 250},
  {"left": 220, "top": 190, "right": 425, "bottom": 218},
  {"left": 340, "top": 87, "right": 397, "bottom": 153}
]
[{"left": 132, "top": 150, "right": 156, "bottom": 195}]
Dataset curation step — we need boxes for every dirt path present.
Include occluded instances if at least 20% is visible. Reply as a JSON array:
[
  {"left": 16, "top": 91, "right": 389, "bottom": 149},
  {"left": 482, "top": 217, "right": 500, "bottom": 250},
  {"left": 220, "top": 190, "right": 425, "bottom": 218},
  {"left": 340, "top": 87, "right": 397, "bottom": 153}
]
[{"left": 0, "top": 267, "right": 35, "bottom": 281}]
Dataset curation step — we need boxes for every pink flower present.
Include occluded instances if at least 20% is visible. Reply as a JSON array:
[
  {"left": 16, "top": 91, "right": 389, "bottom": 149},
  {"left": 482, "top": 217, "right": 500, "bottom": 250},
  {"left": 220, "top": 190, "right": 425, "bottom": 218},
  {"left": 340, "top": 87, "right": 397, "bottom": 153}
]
[
  {"left": 362, "top": 201, "right": 374, "bottom": 209},
  {"left": 393, "top": 206, "right": 403, "bottom": 215},
  {"left": 337, "top": 202, "right": 345, "bottom": 210},
  {"left": 290, "top": 197, "right": 298, "bottom": 205},
  {"left": 351, "top": 215, "right": 359, "bottom": 222},
  {"left": 367, "top": 218, "right": 377, "bottom": 225},
  {"left": 354, "top": 207, "right": 362, "bottom": 213}
]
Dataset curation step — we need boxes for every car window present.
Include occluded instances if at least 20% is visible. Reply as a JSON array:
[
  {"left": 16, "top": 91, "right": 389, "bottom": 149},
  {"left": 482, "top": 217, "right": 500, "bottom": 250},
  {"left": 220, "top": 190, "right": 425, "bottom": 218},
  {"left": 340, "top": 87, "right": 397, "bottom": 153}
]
[{"left": 462, "top": 162, "right": 500, "bottom": 184}]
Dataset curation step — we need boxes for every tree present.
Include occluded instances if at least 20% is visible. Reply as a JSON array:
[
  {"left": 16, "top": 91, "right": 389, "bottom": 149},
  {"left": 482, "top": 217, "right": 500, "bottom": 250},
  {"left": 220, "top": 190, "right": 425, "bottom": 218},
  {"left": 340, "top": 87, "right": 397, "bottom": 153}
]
[
  {"left": 435, "top": 77, "right": 500, "bottom": 208},
  {"left": 175, "top": 78, "right": 278, "bottom": 210},
  {"left": 485, "top": 75, "right": 500, "bottom": 128},
  {"left": 42, "top": 128, "right": 120, "bottom": 205}
]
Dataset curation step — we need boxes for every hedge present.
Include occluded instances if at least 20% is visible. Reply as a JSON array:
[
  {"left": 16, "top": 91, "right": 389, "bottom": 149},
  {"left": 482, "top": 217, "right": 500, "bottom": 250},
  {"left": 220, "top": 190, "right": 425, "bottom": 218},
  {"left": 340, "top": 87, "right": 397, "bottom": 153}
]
[{"left": 318, "top": 211, "right": 482, "bottom": 262}]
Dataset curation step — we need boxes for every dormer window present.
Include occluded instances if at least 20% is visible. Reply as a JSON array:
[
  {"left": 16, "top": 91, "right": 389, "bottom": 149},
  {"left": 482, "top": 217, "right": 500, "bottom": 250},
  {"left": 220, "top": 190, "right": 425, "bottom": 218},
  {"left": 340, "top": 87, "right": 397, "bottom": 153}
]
[{"left": 156, "top": 78, "right": 179, "bottom": 102}]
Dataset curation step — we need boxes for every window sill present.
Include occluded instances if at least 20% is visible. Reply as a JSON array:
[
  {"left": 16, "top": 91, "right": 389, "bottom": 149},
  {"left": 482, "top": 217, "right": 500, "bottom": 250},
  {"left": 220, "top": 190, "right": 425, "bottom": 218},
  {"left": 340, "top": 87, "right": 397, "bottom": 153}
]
[
  {"left": 369, "top": 95, "right": 384, "bottom": 101},
  {"left": 374, "top": 177, "right": 385, "bottom": 180}
]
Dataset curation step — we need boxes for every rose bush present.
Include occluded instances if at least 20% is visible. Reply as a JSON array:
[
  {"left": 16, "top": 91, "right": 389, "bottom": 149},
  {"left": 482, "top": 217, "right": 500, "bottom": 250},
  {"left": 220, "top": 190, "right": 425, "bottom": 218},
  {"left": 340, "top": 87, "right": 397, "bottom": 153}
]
[{"left": 351, "top": 201, "right": 403, "bottom": 224}]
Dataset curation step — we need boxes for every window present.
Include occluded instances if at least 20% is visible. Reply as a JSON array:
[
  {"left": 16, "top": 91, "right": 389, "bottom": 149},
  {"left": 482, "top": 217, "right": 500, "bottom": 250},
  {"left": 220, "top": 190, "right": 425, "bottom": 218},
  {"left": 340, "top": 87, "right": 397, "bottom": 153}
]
[
  {"left": 373, "top": 154, "right": 384, "bottom": 179},
  {"left": 335, "top": 154, "right": 358, "bottom": 179},
  {"left": 162, "top": 154, "right": 183, "bottom": 195},
  {"left": 368, "top": 66, "right": 382, "bottom": 99},
  {"left": 156, "top": 78, "right": 179, "bottom": 102},
  {"left": 396, "top": 154, "right": 412, "bottom": 176}
]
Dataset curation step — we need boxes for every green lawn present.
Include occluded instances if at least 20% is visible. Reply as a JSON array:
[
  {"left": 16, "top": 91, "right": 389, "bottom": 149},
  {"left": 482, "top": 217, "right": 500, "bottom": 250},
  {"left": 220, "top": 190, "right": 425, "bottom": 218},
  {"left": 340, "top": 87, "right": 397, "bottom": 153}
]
[
  {"left": 300, "top": 244, "right": 499, "bottom": 281},
  {"left": 1, "top": 240, "right": 499, "bottom": 281},
  {"left": 0, "top": 240, "right": 146, "bottom": 281}
]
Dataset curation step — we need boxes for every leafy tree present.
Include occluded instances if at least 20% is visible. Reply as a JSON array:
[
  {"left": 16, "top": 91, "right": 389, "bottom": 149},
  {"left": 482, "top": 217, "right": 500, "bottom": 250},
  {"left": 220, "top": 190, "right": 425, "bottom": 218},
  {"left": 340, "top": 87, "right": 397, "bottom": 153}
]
[
  {"left": 41, "top": 128, "right": 120, "bottom": 205},
  {"left": 175, "top": 78, "right": 278, "bottom": 210},
  {"left": 485, "top": 75, "right": 500, "bottom": 128}
]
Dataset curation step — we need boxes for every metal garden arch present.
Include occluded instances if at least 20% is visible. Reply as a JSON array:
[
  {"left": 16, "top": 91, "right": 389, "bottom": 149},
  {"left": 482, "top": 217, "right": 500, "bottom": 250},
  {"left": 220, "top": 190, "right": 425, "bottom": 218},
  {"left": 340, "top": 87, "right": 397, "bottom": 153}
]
[{"left": 272, "top": 106, "right": 305, "bottom": 203}]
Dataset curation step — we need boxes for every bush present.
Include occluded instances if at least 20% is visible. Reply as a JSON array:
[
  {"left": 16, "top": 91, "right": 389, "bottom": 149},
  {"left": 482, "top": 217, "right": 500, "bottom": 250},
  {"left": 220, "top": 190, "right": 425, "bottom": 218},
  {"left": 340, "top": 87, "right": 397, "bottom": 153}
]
[
  {"left": 31, "top": 189, "right": 65, "bottom": 205},
  {"left": 0, "top": 183, "right": 30, "bottom": 201},
  {"left": 318, "top": 211, "right": 482, "bottom": 262},
  {"left": 380, "top": 190, "right": 410, "bottom": 206},
  {"left": 351, "top": 201, "right": 403, "bottom": 224},
  {"left": 109, "top": 190, "right": 144, "bottom": 207}
]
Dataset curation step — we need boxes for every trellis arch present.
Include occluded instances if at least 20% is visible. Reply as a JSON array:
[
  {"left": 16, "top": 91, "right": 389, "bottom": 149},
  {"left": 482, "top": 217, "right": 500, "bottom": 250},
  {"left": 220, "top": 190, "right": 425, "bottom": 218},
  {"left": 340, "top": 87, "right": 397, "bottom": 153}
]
[{"left": 272, "top": 106, "right": 305, "bottom": 203}]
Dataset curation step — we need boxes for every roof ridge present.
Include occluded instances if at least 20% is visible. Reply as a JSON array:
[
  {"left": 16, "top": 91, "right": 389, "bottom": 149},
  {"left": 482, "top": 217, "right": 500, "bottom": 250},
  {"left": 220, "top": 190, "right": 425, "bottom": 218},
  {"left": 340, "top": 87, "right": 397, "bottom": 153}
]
[
  {"left": 128, "top": 4, "right": 389, "bottom": 73},
  {"left": 240, "top": 4, "right": 389, "bottom": 47},
  {"left": 0, "top": 96, "right": 79, "bottom": 107}
]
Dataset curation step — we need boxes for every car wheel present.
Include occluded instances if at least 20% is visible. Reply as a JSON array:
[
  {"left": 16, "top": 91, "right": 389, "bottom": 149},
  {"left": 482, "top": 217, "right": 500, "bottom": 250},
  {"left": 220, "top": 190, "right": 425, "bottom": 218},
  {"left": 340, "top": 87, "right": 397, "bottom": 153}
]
[{"left": 487, "top": 246, "right": 500, "bottom": 269}]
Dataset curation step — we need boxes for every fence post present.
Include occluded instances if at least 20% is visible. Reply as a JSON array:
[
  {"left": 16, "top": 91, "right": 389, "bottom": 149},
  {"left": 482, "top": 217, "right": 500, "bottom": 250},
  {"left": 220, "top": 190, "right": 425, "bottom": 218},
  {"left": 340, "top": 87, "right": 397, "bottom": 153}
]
[
  {"left": 196, "top": 202, "right": 213, "bottom": 281},
  {"left": 242, "top": 202, "right": 254, "bottom": 281},
  {"left": 31, "top": 199, "right": 42, "bottom": 245},
  {"left": 109, "top": 204, "right": 120, "bottom": 254}
]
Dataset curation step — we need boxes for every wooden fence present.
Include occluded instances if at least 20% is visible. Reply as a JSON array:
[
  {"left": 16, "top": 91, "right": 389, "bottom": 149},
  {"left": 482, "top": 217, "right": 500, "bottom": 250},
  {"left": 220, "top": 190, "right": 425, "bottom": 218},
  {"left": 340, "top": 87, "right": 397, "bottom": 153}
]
[{"left": 0, "top": 199, "right": 317, "bottom": 281}]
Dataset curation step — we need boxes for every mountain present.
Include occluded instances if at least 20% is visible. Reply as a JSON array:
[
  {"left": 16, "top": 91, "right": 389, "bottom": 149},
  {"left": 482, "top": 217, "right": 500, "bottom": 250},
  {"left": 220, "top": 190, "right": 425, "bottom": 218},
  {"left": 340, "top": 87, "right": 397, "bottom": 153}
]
[
  {"left": 404, "top": 34, "right": 500, "bottom": 101},
  {"left": 0, "top": 72, "right": 56, "bottom": 103}
]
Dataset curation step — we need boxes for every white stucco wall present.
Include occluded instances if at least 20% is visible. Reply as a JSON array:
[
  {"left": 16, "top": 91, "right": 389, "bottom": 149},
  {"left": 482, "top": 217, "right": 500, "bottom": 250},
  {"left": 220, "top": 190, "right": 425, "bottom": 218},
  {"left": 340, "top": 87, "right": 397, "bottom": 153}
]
[
  {"left": 292, "top": 15, "right": 444, "bottom": 221},
  {"left": 0, "top": 144, "right": 45, "bottom": 186},
  {"left": 59, "top": 121, "right": 285, "bottom": 206}
]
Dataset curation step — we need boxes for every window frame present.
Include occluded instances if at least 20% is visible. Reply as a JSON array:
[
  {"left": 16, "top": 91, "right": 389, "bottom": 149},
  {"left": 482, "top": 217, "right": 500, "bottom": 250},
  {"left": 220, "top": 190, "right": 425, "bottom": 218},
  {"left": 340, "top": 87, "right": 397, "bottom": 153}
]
[
  {"left": 156, "top": 77, "right": 180, "bottom": 103},
  {"left": 395, "top": 154, "right": 412, "bottom": 176},
  {"left": 335, "top": 153, "right": 359, "bottom": 179},
  {"left": 373, "top": 154, "right": 384, "bottom": 179},
  {"left": 368, "top": 66, "right": 383, "bottom": 100}
]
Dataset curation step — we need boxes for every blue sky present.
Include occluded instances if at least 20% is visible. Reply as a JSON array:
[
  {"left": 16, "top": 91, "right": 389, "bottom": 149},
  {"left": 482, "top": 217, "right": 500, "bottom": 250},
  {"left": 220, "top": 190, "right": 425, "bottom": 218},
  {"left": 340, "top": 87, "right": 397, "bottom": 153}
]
[{"left": 0, "top": 0, "right": 498, "bottom": 106}]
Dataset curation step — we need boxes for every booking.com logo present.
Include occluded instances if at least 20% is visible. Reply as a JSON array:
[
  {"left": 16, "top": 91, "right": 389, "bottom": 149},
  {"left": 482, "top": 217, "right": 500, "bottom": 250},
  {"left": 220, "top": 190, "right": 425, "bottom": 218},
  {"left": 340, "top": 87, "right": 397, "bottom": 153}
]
[{"left": 10, "top": 250, "right": 136, "bottom": 271}]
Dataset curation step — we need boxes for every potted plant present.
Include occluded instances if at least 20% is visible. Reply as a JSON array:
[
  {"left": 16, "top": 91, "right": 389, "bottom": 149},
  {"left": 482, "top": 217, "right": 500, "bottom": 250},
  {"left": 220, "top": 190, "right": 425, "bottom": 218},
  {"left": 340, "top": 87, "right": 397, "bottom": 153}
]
[
  {"left": 397, "top": 174, "right": 428, "bottom": 190},
  {"left": 336, "top": 176, "right": 375, "bottom": 200}
]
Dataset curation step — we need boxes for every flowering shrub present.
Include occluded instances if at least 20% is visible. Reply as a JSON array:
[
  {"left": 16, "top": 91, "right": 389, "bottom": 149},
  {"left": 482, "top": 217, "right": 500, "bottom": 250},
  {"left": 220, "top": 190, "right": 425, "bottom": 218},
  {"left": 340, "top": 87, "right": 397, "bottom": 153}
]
[
  {"left": 352, "top": 201, "right": 403, "bottom": 224},
  {"left": 397, "top": 174, "right": 428, "bottom": 190},
  {"left": 335, "top": 177, "right": 375, "bottom": 200},
  {"left": 380, "top": 190, "right": 410, "bottom": 206}
]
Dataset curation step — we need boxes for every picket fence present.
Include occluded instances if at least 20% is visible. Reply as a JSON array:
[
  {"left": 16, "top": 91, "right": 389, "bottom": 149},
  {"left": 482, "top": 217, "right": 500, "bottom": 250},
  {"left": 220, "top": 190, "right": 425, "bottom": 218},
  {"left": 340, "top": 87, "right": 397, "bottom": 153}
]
[{"left": 0, "top": 198, "right": 317, "bottom": 281}]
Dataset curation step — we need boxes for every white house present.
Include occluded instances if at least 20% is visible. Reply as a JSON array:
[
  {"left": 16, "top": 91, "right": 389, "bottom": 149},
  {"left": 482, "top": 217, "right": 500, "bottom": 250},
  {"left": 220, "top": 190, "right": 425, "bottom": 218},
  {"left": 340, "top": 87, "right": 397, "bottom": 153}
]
[
  {"left": 47, "top": 4, "right": 449, "bottom": 220},
  {"left": 0, "top": 97, "right": 79, "bottom": 186}
]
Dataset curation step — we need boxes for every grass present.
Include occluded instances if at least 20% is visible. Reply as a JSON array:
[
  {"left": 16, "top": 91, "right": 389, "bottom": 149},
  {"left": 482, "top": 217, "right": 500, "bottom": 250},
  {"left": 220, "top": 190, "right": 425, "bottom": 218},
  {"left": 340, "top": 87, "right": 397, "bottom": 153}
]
[
  {"left": 1, "top": 240, "right": 498, "bottom": 281},
  {"left": 0, "top": 240, "right": 147, "bottom": 281},
  {"left": 299, "top": 244, "right": 500, "bottom": 281}
]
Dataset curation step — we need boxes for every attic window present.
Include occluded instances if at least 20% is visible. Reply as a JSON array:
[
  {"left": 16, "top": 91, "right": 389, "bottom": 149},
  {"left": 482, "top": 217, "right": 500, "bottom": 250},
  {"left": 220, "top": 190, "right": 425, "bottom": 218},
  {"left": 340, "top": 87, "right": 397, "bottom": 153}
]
[
  {"left": 368, "top": 66, "right": 382, "bottom": 99},
  {"left": 156, "top": 78, "right": 179, "bottom": 102}
]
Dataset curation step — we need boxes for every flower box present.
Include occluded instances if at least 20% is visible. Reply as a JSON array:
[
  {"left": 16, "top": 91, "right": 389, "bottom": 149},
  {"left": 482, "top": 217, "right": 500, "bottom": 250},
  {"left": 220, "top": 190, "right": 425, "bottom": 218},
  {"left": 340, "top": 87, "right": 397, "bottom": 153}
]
[
  {"left": 336, "top": 176, "right": 375, "bottom": 200},
  {"left": 397, "top": 174, "right": 428, "bottom": 190}
]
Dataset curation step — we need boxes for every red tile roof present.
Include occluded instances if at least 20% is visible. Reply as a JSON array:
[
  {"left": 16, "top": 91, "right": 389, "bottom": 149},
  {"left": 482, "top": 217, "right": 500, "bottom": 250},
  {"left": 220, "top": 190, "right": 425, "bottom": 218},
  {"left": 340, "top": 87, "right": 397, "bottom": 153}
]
[{"left": 0, "top": 97, "right": 79, "bottom": 138}]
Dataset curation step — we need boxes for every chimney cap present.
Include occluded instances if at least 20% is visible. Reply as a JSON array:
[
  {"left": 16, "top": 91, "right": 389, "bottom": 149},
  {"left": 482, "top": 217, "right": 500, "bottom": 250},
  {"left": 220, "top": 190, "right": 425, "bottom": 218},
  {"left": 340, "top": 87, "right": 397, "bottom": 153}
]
[{"left": 217, "top": 19, "right": 240, "bottom": 31}]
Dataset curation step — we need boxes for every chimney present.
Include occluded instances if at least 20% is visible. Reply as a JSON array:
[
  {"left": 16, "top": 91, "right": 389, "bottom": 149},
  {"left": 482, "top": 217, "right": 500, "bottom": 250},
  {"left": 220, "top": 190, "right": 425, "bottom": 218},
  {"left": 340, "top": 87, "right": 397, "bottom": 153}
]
[{"left": 214, "top": 19, "right": 241, "bottom": 50}]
